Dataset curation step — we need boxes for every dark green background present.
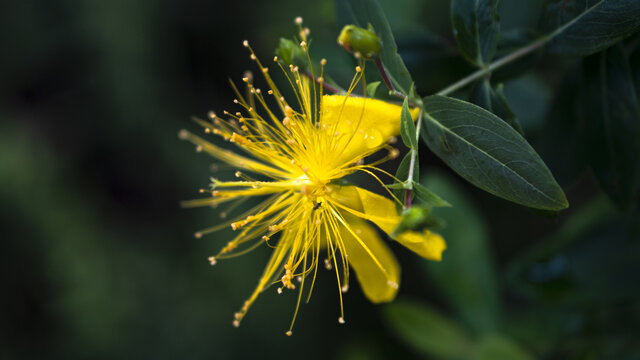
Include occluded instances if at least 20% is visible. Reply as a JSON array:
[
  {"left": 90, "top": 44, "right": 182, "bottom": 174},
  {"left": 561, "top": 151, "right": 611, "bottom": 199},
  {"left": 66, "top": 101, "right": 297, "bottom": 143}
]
[{"left": 2, "top": 0, "right": 638, "bottom": 359}]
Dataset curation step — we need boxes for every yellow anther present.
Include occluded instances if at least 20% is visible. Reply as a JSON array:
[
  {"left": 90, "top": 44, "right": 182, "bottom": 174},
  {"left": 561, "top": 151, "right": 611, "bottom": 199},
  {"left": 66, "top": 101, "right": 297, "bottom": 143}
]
[
  {"left": 242, "top": 40, "right": 249, "bottom": 47},
  {"left": 355, "top": 66, "right": 362, "bottom": 72},
  {"left": 208, "top": 111, "right": 216, "bottom": 119},
  {"left": 300, "top": 41, "right": 307, "bottom": 48},
  {"left": 286, "top": 331, "right": 293, "bottom": 336},
  {"left": 324, "top": 259, "right": 332, "bottom": 270},
  {"left": 387, "top": 280, "right": 399, "bottom": 289},
  {"left": 195, "top": 145, "right": 203, "bottom": 152},
  {"left": 320, "top": 58, "right": 327, "bottom": 66},
  {"left": 230, "top": 133, "right": 250, "bottom": 145},
  {"left": 295, "top": 16, "right": 303, "bottom": 25},
  {"left": 233, "top": 320, "right": 240, "bottom": 328},
  {"left": 273, "top": 56, "right": 278, "bottom": 62},
  {"left": 208, "top": 256, "right": 217, "bottom": 265},
  {"left": 194, "top": 232, "right": 202, "bottom": 239},
  {"left": 341, "top": 284, "right": 349, "bottom": 293},
  {"left": 338, "top": 317, "right": 345, "bottom": 324}
]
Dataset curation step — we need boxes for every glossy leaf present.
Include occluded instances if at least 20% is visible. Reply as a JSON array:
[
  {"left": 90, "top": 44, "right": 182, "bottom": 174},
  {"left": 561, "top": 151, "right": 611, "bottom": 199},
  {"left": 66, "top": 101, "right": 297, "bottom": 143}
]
[
  {"left": 400, "top": 97, "right": 418, "bottom": 149},
  {"left": 336, "top": 0, "right": 414, "bottom": 95},
  {"left": 384, "top": 300, "right": 473, "bottom": 359},
  {"left": 451, "top": 0, "right": 500, "bottom": 66},
  {"left": 422, "top": 171, "right": 500, "bottom": 334},
  {"left": 546, "top": 0, "right": 640, "bottom": 56},
  {"left": 421, "top": 95, "right": 568, "bottom": 210},
  {"left": 581, "top": 44, "right": 640, "bottom": 211}
]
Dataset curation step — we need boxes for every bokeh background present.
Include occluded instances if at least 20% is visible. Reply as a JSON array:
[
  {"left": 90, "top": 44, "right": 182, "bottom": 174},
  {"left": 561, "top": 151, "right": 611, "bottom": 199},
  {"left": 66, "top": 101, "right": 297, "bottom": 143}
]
[{"left": 2, "top": 0, "right": 639, "bottom": 359}]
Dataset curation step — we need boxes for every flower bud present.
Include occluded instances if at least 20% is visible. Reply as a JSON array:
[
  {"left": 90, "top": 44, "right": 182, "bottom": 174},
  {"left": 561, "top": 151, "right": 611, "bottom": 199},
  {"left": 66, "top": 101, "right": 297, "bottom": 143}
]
[
  {"left": 392, "top": 205, "right": 443, "bottom": 236},
  {"left": 337, "top": 24, "right": 382, "bottom": 60},
  {"left": 275, "top": 38, "right": 307, "bottom": 70}
]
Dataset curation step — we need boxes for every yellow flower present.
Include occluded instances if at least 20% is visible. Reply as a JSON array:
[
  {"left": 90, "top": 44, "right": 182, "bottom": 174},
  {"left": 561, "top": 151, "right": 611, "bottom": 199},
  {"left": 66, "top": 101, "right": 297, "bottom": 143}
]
[{"left": 179, "top": 19, "right": 445, "bottom": 335}]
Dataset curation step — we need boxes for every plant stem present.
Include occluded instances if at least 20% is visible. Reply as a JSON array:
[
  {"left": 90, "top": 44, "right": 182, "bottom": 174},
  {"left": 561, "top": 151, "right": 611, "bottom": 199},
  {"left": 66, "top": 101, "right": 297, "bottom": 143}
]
[
  {"left": 373, "top": 57, "right": 405, "bottom": 100},
  {"left": 404, "top": 109, "right": 423, "bottom": 208},
  {"left": 436, "top": 37, "right": 548, "bottom": 97}
]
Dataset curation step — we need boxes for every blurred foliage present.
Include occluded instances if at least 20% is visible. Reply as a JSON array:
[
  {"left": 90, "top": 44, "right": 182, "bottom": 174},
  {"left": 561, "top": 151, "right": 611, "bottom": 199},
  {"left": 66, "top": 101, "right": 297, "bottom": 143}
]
[{"left": 2, "top": 0, "right": 640, "bottom": 359}]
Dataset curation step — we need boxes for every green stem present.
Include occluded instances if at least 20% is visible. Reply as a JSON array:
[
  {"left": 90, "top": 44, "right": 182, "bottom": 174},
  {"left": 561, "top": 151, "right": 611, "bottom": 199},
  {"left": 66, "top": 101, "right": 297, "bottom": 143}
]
[
  {"left": 436, "top": 37, "right": 548, "bottom": 96},
  {"left": 404, "top": 109, "right": 423, "bottom": 208}
]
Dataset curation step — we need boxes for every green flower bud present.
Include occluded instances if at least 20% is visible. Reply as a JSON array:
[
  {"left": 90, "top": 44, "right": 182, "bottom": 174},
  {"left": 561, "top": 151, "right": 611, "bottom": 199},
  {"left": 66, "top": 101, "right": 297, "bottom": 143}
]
[
  {"left": 275, "top": 38, "right": 307, "bottom": 70},
  {"left": 392, "top": 205, "right": 443, "bottom": 236},
  {"left": 337, "top": 24, "right": 382, "bottom": 60}
]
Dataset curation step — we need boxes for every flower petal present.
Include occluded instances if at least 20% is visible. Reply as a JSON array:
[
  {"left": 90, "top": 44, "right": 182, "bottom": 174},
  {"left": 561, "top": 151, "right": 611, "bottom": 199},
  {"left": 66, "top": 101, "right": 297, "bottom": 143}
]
[
  {"left": 329, "top": 185, "right": 446, "bottom": 261},
  {"left": 395, "top": 230, "right": 446, "bottom": 261},
  {"left": 339, "top": 216, "right": 400, "bottom": 303},
  {"left": 320, "top": 95, "right": 419, "bottom": 165},
  {"left": 329, "top": 184, "right": 398, "bottom": 233}
]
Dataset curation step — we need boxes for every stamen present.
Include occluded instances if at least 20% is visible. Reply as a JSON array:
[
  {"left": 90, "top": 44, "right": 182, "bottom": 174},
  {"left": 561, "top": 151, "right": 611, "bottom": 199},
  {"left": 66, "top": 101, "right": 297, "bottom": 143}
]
[{"left": 387, "top": 280, "right": 399, "bottom": 289}]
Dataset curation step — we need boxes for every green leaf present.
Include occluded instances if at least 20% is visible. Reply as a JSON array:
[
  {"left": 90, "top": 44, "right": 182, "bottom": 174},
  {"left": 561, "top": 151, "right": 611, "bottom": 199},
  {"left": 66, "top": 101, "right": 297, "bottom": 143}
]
[
  {"left": 450, "top": 0, "right": 500, "bottom": 66},
  {"left": 366, "top": 81, "right": 381, "bottom": 97},
  {"left": 413, "top": 182, "right": 451, "bottom": 208},
  {"left": 422, "top": 171, "right": 500, "bottom": 335},
  {"left": 336, "top": 0, "right": 414, "bottom": 95},
  {"left": 421, "top": 95, "right": 568, "bottom": 211},
  {"left": 399, "top": 97, "right": 418, "bottom": 149},
  {"left": 546, "top": 0, "right": 640, "bottom": 56},
  {"left": 472, "top": 335, "right": 534, "bottom": 360},
  {"left": 581, "top": 44, "right": 640, "bottom": 211},
  {"left": 384, "top": 300, "right": 473, "bottom": 359},
  {"left": 471, "top": 81, "right": 525, "bottom": 135},
  {"left": 393, "top": 151, "right": 418, "bottom": 204}
]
